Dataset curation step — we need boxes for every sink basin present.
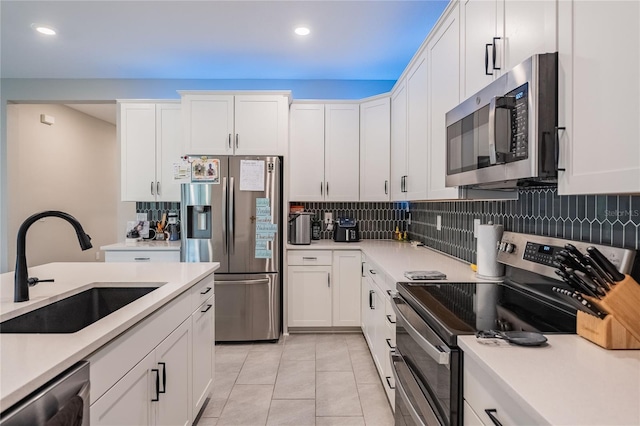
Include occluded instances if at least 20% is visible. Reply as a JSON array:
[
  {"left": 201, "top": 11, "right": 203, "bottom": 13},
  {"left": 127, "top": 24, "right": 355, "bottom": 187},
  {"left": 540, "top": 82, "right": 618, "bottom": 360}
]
[{"left": 0, "top": 286, "right": 160, "bottom": 333}]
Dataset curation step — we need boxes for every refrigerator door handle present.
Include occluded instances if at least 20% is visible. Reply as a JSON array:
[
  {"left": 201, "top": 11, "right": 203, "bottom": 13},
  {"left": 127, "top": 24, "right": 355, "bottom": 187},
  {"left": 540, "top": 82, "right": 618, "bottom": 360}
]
[
  {"left": 222, "top": 176, "right": 228, "bottom": 254},
  {"left": 229, "top": 176, "right": 235, "bottom": 254}
]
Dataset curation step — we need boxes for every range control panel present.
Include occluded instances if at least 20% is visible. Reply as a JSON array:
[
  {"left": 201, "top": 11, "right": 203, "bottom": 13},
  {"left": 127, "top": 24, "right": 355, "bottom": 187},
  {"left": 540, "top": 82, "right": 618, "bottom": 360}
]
[{"left": 523, "top": 242, "right": 562, "bottom": 267}]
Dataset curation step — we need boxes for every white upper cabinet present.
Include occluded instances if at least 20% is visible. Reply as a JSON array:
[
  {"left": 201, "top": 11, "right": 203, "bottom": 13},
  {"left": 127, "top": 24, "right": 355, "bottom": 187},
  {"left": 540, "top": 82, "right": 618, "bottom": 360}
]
[
  {"left": 427, "top": 2, "right": 462, "bottom": 200},
  {"left": 557, "top": 0, "right": 640, "bottom": 194},
  {"left": 461, "top": 0, "right": 556, "bottom": 100},
  {"left": 325, "top": 104, "right": 360, "bottom": 201},
  {"left": 405, "top": 51, "right": 430, "bottom": 201},
  {"left": 180, "top": 92, "right": 289, "bottom": 156},
  {"left": 120, "top": 102, "right": 181, "bottom": 202},
  {"left": 360, "top": 97, "right": 391, "bottom": 201},
  {"left": 289, "top": 102, "right": 359, "bottom": 201},
  {"left": 390, "top": 81, "right": 408, "bottom": 201}
]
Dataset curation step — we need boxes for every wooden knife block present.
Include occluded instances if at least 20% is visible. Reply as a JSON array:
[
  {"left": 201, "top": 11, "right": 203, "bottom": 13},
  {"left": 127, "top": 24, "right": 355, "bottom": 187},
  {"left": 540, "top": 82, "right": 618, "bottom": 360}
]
[{"left": 576, "top": 275, "right": 640, "bottom": 350}]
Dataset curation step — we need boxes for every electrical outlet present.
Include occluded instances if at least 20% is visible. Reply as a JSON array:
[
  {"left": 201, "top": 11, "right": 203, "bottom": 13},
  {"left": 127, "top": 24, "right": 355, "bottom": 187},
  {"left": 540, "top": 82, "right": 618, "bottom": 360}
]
[
  {"left": 474, "top": 219, "right": 481, "bottom": 238},
  {"left": 136, "top": 213, "right": 148, "bottom": 221},
  {"left": 406, "top": 212, "right": 412, "bottom": 226},
  {"left": 324, "top": 212, "right": 333, "bottom": 224},
  {"left": 436, "top": 215, "right": 442, "bottom": 231},
  {"left": 95, "top": 251, "right": 100, "bottom": 261}
]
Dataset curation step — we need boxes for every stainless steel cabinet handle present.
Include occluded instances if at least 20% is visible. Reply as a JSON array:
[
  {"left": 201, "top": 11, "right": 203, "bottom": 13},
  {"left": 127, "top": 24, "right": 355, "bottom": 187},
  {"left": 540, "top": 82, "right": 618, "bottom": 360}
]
[
  {"left": 302, "top": 256, "right": 317, "bottom": 260},
  {"left": 201, "top": 304, "right": 213, "bottom": 313},
  {"left": 200, "top": 286, "right": 212, "bottom": 295},
  {"left": 485, "top": 409, "right": 504, "bottom": 426},
  {"left": 158, "top": 362, "right": 166, "bottom": 394},
  {"left": 156, "top": 181, "right": 160, "bottom": 196},
  {"left": 134, "top": 257, "right": 151, "bottom": 261}
]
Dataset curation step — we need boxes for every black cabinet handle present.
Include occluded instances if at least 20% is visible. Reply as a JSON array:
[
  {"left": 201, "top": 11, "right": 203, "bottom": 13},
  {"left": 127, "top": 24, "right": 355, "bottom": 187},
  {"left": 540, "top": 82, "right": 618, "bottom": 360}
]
[
  {"left": 555, "top": 126, "right": 566, "bottom": 172},
  {"left": 228, "top": 133, "right": 232, "bottom": 149},
  {"left": 386, "top": 315, "right": 396, "bottom": 324},
  {"left": 492, "top": 37, "right": 501, "bottom": 70},
  {"left": 385, "top": 376, "right": 396, "bottom": 390},
  {"left": 200, "top": 286, "right": 212, "bottom": 295},
  {"left": 485, "top": 409, "right": 503, "bottom": 426},
  {"left": 369, "top": 290, "right": 375, "bottom": 309},
  {"left": 386, "top": 289, "right": 392, "bottom": 296},
  {"left": 384, "top": 180, "right": 388, "bottom": 195},
  {"left": 369, "top": 269, "right": 377, "bottom": 275},
  {"left": 485, "top": 44, "right": 493, "bottom": 75},
  {"left": 235, "top": 134, "right": 239, "bottom": 149},
  {"left": 320, "top": 182, "right": 323, "bottom": 196},
  {"left": 386, "top": 338, "right": 395, "bottom": 349},
  {"left": 201, "top": 304, "right": 213, "bottom": 313},
  {"left": 151, "top": 368, "right": 160, "bottom": 401},
  {"left": 158, "top": 362, "right": 166, "bottom": 394},
  {"left": 326, "top": 182, "right": 329, "bottom": 196}
]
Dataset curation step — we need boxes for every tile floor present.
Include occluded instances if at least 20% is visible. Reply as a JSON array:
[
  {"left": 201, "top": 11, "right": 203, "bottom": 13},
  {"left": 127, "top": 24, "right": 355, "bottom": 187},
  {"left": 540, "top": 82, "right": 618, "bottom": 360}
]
[{"left": 194, "top": 333, "right": 394, "bottom": 426}]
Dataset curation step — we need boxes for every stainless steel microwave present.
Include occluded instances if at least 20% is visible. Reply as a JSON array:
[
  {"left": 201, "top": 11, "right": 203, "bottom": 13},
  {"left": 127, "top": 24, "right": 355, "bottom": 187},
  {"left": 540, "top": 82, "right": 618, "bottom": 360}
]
[{"left": 445, "top": 52, "right": 558, "bottom": 189}]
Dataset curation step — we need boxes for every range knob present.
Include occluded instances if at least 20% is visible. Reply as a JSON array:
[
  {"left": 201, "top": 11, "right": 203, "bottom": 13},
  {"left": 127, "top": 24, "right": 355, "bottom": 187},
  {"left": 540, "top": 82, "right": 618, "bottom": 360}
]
[
  {"left": 499, "top": 242, "right": 507, "bottom": 251},
  {"left": 505, "top": 243, "right": 515, "bottom": 253}
]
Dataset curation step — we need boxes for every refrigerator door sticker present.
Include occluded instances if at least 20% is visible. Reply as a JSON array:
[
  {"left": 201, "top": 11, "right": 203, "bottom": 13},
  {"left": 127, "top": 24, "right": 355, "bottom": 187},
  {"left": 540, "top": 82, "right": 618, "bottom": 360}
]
[
  {"left": 240, "top": 160, "right": 265, "bottom": 191},
  {"left": 255, "top": 197, "right": 275, "bottom": 258},
  {"left": 191, "top": 157, "right": 220, "bottom": 183}
]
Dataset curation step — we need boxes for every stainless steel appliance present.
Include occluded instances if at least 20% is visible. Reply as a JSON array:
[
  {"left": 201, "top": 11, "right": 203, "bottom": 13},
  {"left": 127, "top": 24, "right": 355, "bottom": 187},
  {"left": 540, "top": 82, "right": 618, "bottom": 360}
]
[
  {"left": 181, "top": 156, "right": 282, "bottom": 342},
  {"left": 333, "top": 218, "right": 360, "bottom": 242},
  {"left": 0, "top": 361, "right": 90, "bottom": 425},
  {"left": 390, "top": 232, "right": 636, "bottom": 426},
  {"left": 288, "top": 212, "right": 312, "bottom": 245},
  {"left": 445, "top": 53, "right": 558, "bottom": 189}
]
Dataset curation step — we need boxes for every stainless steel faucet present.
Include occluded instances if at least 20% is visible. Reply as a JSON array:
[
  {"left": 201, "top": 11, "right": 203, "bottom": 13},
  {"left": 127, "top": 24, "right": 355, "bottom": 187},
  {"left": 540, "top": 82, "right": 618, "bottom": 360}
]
[{"left": 14, "top": 211, "right": 92, "bottom": 302}]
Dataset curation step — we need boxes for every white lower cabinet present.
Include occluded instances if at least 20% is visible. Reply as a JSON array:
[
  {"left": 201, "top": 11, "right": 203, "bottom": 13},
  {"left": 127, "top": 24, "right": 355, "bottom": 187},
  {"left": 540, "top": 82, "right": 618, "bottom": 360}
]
[
  {"left": 287, "top": 250, "right": 361, "bottom": 328},
  {"left": 89, "top": 274, "right": 215, "bottom": 426}
]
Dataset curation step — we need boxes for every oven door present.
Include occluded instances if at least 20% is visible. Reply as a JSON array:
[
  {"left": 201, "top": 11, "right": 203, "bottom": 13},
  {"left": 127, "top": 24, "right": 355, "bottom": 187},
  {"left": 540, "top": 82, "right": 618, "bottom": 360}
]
[{"left": 391, "top": 295, "right": 461, "bottom": 426}]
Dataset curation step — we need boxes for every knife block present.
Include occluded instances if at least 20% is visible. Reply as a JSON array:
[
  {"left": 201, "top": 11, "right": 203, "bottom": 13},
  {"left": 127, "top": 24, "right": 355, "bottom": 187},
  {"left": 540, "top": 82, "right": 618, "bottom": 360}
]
[{"left": 576, "top": 275, "right": 640, "bottom": 349}]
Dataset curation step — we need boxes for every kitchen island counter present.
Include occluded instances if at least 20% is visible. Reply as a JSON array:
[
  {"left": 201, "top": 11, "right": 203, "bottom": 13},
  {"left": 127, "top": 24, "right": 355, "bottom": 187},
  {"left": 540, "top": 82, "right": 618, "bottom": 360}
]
[
  {"left": 458, "top": 334, "right": 640, "bottom": 425},
  {"left": 100, "top": 240, "right": 181, "bottom": 251},
  {"left": 0, "top": 261, "right": 218, "bottom": 409}
]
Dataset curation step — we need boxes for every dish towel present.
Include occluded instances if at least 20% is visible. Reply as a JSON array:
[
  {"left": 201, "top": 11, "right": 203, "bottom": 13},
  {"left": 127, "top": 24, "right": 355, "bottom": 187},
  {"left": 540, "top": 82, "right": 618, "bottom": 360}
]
[{"left": 45, "top": 395, "right": 83, "bottom": 426}]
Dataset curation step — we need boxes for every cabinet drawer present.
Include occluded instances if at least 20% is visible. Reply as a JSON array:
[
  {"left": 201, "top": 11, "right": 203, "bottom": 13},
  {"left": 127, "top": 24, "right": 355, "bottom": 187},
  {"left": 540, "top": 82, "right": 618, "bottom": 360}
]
[
  {"left": 104, "top": 250, "right": 180, "bottom": 263},
  {"left": 464, "top": 355, "right": 543, "bottom": 425},
  {"left": 190, "top": 272, "right": 215, "bottom": 311},
  {"left": 288, "top": 250, "right": 332, "bottom": 266},
  {"left": 384, "top": 295, "right": 396, "bottom": 325}
]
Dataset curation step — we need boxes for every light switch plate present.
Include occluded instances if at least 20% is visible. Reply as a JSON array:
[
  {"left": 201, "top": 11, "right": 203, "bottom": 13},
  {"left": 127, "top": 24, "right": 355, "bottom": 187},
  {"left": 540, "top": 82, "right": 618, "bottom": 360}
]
[
  {"left": 474, "top": 219, "right": 481, "bottom": 238},
  {"left": 324, "top": 212, "right": 333, "bottom": 224},
  {"left": 436, "top": 215, "right": 442, "bottom": 231}
]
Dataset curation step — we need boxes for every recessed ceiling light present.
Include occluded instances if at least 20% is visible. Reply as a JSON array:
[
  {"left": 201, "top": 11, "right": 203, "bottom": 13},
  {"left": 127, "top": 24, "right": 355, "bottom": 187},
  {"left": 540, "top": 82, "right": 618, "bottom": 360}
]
[
  {"left": 32, "top": 24, "right": 57, "bottom": 36},
  {"left": 294, "top": 27, "right": 310, "bottom": 36}
]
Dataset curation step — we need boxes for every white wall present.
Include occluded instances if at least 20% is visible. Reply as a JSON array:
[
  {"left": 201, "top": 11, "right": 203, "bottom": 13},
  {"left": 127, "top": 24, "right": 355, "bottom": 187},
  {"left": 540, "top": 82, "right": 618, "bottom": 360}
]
[{"left": 6, "top": 103, "right": 122, "bottom": 268}]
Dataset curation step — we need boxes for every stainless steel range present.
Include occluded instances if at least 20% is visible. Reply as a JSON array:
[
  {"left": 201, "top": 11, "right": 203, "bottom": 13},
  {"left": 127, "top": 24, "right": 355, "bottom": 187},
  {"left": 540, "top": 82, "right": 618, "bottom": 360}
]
[{"left": 390, "top": 232, "right": 637, "bottom": 426}]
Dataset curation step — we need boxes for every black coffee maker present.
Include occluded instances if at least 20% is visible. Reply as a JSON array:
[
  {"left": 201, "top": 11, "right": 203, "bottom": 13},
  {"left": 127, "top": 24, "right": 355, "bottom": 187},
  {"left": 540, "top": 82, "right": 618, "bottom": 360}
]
[{"left": 167, "top": 212, "right": 180, "bottom": 241}]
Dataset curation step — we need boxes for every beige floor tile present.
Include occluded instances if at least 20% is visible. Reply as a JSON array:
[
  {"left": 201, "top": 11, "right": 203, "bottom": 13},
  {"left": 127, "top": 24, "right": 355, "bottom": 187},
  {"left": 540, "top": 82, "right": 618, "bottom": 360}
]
[
  {"left": 217, "top": 384, "right": 273, "bottom": 426},
  {"left": 216, "top": 350, "right": 248, "bottom": 375},
  {"left": 282, "top": 342, "right": 316, "bottom": 361},
  {"left": 266, "top": 399, "right": 316, "bottom": 426},
  {"left": 316, "top": 342, "right": 352, "bottom": 372},
  {"left": 273, "top": 359, "right": 315, "bottom": 399},
  {"left": 315, "top": 333, "right": 347, "bottom": 345},
  {"left": 284, "top": 333, "right": 317, "bottom": 346},
  {"left": 357, "top": 383, "right": 394, "bottom": 426},
  {"left": 200, "top": 371, "right": 238, "bottom": 418},
  {"left": 316, "top": 371, "right": 362, "bottom": 417},
  {"left": 316, "top": 417, "right": 366, "bottom": 426},
  {"left": 345, "top": 333, "right": 370, "bottom": 353},
  {"left": 349, "top": 350, "right": 380, "bottom": 384},
  {"left": 236, "top": 350, "right": 282, "bottom": 385}
]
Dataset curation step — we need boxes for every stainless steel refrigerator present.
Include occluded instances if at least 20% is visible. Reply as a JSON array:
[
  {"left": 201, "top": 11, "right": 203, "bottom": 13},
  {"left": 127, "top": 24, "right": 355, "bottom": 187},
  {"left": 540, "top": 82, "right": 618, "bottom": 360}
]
[{"left": 181, "top": 156, "right": 281, "bottom": 342}]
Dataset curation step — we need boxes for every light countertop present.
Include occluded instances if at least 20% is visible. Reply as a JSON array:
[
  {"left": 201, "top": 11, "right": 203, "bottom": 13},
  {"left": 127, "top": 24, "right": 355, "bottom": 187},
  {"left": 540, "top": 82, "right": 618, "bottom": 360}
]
[
  {"left": 458, "top": 334, "right": 640, "bottom": 425},
  {"left": 100, "top": 240, "right": 181, "bottom": 251},
  {"left": 287, "top": 239, "right": 499, "bottom": 284},
  {"left": 0, "top": 261, "right": 218, "bottom": 409}
]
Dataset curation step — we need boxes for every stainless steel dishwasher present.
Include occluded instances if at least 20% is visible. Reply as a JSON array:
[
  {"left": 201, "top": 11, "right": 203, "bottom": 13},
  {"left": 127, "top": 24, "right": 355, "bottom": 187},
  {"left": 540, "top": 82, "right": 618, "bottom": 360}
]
[{"left": 0, "top": 361, "right": 89, "bottom": 426}]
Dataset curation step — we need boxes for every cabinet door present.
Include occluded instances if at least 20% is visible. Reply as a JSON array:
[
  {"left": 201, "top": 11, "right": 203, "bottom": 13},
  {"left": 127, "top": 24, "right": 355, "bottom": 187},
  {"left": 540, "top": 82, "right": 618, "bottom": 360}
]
[
  {"left": 182, "top": 94, "right": 234, "bottom": 155},
  {"left": 499, "top": 0, "right": 557, "bottom": 73},
  {"left": 370, "top": 285, "right": 384, "bottom": 375},
  {"left": 558, "top": 0, "right": 640, "bottom": 194},
  {"left": 156, "top": 319, "right": 191, "bottom": 426},
  {"left": 360, "top": 97, "right": 391, "bottom": 201},
  {"left": 288, "top": 265, "right": 332, "bottom": 327},
  {"left": 332, "top": 250, "right": 362, "bottom": 327},
  {"left": 390, "top": 81, "right": 408, "bottom": 201},
  {"left": 461, "top": 0, "right": 498, "bottom": 99},
  {"left": 156, "top": 103, "right": 182, "bottom": 202},
  {"left": 405, "top": 52, "right": 430, "bottom": 201},
  {"left": 120, "top": 103, "right": 157, "bottom": 202},
  {"left": 192, "top": 296, "right": 214, "bottom": 419},
  {"left": 234, "top": 95, "right": 288, "bottom": 155},
  {"left": 289, "top": 104, "right": 326, "bottom": 201},
  {"left": 324, "top": 104, "right": 360, "bottom": 201},
  {"left": 91, "top": 351, "right": 156, "bottom": 426},
  {"left": 427, "top": 3, "right": 462, "bottom": 200}
]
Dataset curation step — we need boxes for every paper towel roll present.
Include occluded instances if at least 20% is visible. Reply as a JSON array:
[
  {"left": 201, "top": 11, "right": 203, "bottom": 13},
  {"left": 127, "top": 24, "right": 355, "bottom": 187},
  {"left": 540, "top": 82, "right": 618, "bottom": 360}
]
[{"left": 476, "top": 223, "right": 505, "bottom": 279}]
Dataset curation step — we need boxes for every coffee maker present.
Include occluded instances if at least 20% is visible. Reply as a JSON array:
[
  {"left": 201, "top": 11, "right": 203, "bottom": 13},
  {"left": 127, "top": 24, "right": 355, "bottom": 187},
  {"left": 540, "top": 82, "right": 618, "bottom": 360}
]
[{"left": 167, "top": 212, "right": 180, "bottom": 241}]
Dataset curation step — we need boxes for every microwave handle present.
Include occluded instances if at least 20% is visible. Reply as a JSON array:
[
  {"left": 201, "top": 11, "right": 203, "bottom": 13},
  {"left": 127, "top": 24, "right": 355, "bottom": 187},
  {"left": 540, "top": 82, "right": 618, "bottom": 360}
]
[{"left": 488, "top": 96, "right": 498, "bottom": 165}]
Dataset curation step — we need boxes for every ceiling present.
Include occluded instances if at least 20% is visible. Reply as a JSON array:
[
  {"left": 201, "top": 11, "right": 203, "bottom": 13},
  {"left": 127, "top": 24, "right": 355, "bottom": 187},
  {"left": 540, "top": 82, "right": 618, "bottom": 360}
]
[{"left": 0, "top": 0, "right": 449, "bottom": 81}]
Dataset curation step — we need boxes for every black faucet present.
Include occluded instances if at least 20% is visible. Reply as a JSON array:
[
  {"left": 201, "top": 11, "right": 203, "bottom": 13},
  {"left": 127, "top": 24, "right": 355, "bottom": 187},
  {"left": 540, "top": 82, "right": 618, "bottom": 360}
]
[{"left": 14, "top": 211, "right": 93, "bottom": 302}]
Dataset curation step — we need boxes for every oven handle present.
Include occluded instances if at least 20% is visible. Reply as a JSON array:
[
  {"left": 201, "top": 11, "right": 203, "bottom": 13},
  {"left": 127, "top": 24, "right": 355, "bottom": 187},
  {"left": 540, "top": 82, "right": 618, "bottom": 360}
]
[
  {"left": 392, "top": 296, "right": 451, "bottom": 366},
  {"left": 488, "top": 96, "right": 498, "bottom": 165},
  {"left": 390, "top": 352, "right": 427, "bottom": 426}
]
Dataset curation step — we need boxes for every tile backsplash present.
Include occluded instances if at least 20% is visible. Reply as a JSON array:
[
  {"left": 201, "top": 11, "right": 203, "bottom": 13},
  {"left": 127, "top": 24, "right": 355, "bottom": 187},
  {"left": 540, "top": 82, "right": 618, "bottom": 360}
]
[
  {"left": 136, "top": 202, "right": 180, "bottom": 222},
  {"left": 409, "top": 188, "right": 640, "bottom": 264},
  {"left": 294, "top": 202, "right": 409, "bottom": 240}
]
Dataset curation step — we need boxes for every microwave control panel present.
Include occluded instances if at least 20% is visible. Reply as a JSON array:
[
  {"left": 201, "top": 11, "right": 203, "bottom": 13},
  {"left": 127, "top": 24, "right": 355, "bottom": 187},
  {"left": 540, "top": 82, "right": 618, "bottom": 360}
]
[{"left": 496, "top": 82, "right": 529, "bottom": 162}]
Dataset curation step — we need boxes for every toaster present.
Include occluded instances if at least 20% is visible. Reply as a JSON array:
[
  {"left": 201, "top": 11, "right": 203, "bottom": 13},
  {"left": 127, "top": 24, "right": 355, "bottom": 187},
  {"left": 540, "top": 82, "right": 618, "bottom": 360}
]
[{"left": 333, "top": 218, "right": 360, "bottom": 242}]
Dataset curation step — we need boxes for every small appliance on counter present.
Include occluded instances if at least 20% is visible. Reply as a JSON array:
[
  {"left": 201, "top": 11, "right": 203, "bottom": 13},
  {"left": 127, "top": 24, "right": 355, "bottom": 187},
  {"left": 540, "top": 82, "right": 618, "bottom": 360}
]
[
  {"left": 311, "top": 216, "right": 322, "bottom": 240},
  {"left": 288, "top": 212, "right": 313, "bottom": 245},
  {"left": 167, "top": 212, "right": 180, "bottom": 241},
  {"left": 333, "top": 217, "right": 360, "bottom": 242}
]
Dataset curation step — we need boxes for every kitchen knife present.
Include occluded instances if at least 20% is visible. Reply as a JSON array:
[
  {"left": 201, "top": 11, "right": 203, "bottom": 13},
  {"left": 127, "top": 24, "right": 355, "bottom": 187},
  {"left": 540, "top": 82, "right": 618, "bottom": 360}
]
[
  {"left": 564, "top": 244, "right": 587, "bottom": 265},
  {"left": 554, "top": 269, "right": 582, "bottom": 293},
  {"left": 583, "top": 262, "right": 612, "bottom": 291},
  {"left": 575, "top": 270, "right": 607, "bottom": 297},
  {"left": 552, "top": 287, "right": 607, "bottom": 318},
  {"left": 583, "top": 256, "right": 613, "bottom": 286},
  {"left": 586, "top": 246, "right": 626, "bottom": 282},
  {"left": 555, "top": 253, "right": 587, "bottom": 274},
  {"left": 566, "top": 268, "right": 601, "bottom": 299},
  {"left": 558, "top": 249, "right": 589, "bottom": 273}
]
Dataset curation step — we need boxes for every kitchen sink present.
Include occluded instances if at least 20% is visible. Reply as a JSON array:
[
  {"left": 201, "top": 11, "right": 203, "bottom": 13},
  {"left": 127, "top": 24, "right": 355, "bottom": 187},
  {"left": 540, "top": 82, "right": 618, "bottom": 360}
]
[{"left": 0, "top": 285, "right": 163, "bottom": 334}]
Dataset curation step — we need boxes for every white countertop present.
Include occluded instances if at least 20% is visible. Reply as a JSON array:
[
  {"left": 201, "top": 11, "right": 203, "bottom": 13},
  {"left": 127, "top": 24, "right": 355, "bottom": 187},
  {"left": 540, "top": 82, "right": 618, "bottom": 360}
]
[
  {"left": 0, "top": 261, "right": 218, "bottom": 409},
  {"left": 287, "top": 239, "right": 499, "bottom": 284},
  {"left": 100, "top": 240, "right": 181, "bottom": 251},
  {"left": 458, "top": 334, "right": 640, "bottom": 425}
]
